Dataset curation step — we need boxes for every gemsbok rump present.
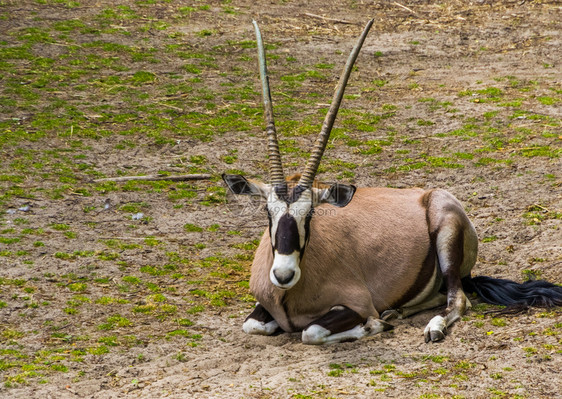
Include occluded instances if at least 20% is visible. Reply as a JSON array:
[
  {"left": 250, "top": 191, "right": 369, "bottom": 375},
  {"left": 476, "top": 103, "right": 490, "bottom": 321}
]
[{"left": 223, "top": 20, "right": 562, "bottom": 344}]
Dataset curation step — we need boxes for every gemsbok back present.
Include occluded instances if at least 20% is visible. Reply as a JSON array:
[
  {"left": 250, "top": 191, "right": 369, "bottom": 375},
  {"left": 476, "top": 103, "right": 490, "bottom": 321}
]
[{"left": 223, "top": 20, "right": 562, "bottom": 344}]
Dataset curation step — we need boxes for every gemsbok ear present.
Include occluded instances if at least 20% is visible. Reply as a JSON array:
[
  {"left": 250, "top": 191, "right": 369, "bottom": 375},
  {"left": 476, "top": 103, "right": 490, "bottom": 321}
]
[
  {"left": 316, "top": 183, "right": 356, "bottom": 207},
  {"left": 222, "top": 174, "right": 271, "bottom": 198}
]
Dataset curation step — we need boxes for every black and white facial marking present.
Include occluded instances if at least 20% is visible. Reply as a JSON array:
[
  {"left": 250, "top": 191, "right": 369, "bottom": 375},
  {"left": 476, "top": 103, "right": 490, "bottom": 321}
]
[
  {"left": 267, "top": 185, "right": 313, "bottom": 290},
  {"left": 222, "top": 174, "right": 357, "bottom": 290}
]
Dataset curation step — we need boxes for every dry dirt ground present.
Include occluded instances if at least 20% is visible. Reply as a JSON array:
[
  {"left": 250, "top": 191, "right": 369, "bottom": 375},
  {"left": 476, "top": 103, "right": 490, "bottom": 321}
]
[{"left": 0, "top": 0, "right": 561, "bottom": 398}]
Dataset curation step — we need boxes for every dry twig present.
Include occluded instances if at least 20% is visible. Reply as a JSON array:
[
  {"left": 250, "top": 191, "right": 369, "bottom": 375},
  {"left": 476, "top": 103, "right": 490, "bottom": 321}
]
[
  {"left": 93, "top": 174, "right": 212, "bottom": 183},
  {"left": 393, "top": 2, "right": 418, "bottom": 15}
]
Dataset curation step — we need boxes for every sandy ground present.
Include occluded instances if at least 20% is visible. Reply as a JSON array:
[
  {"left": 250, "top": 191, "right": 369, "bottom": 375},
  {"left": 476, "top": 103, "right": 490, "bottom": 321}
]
[{"left": 0, "top": 0, "right": 561, "bottom": 398}]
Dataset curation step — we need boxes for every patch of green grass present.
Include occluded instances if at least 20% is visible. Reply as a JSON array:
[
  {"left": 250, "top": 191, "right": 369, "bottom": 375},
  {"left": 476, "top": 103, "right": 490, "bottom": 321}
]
[
  {"left": 201, "top": 186, "right": 226, "bottom": 206},
  {"left": 327, "top": 363, "right": 348, "bottom": 377},
  {"left": 483, "top": 111, "right": 499, "bottom": 119},
  {"left": 53, "top": 19, "right": 86, "bottom": 32},
  {"left": 97, "top": 252, "right": 119, "bottom": 261},
  {"left": 96, "top": 5, "right": 138, "bottom": 22},
  {"left": 168, "top": 187, "right": 197, "bottom": 201},
  {"left": 131, "top": 71, "right": 156, "bottom": 85},
  {"left": 327, "top": 368, "right": 343, "bottom": 377},
  {"left": 491, "top": 318, "right": 507, "bottom": 327},
  {"left": 67, "top": 283, "right": 87, "bottom": 292},
  {"left": 166, "top": 329, "right": 190, "bottom": 338},
  {"left": 517, "top": 145, "right": 560, "bottom": 158},
  {"left": 87, "top": 345, "right": 110, "bottom": 356},
  {"left": 140, "top": 264, "right": 173, "bottom": 276},
  {"left": 132, "top": 304, "right": 156, "bottom": 314},
  {"left": 422, "top": 355, "right": 449, "bottom": 364},
  {"left": 103, "top": 239, "right": 142, "bottom": 251},
  {"left": 51, "top": 223, "right": 70, "bottom": 231},
  {"left": 175, "top": 318, "right": 194, "bottom": 327},
  {"left": 122, "top": 275, "right": 142, "bottom": 285},
  {"left": 498, "top": 99, "right": 523, "bottom": 107},
  {"left": 424, "top": 156, "right": 464, "bottom": 169},
  {"left": 98, "top": 335, "right": 120, "bottom": 346},
  {"left": 521, "top": 269, "right": 542, "bottom": 281},
  {"left": 281, "top": 70, "right": 327, "bottom": 83},
  {"left": 143, "top": 236, "right": 162, "bottom": 247},
  {"left": 522, "top": 204, "right": 561, "bottom": 225},
  {"left": 0, "top": 237, "right": 20, "bottom": 245},
  {"left": 119, "top": 202, "right": 149, "bottom": 213},
  {"left": 2, "top": 329, "right": 25, "bottom": 340},
  {"left": 474, "top": 157, "right": 503, "bottom": 167},
  {"left": 537, "top": 96, "right": 559, "bottom": 105},
  {"left": 67, "top": 295, "right": 91, "bottom": 307},
  {"left": 482, "top": 235, "right": 498, "bottom": 243},
  {"left": 184, "top": 223, "right": 203, "bottom": 232},
  {"left": 454, "top": 360, "right": 476, "bottom": 370},
  {"left": 328, "top": 159, "right": 358, "bottom": 170},
  {"left": 314, "top": 63, "right": 333, "bottom": 70},
  {"left": 97, "top": 314, "right": 132, "bottom": 330},
  {"left": 477, "top": 87, "right": 503, "bottom": 97},
  {"left": 183, "top": 64, "right": 201, "bottom": 74},
  {"left": 522, "top": 346, "right": 538, "bottom": 356},
  {"left": 417, "top": 119, "right": 434, "bottom": 126}
]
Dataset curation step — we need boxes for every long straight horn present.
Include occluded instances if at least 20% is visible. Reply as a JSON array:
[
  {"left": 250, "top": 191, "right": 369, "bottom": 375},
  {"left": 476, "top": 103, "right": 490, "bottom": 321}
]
[
  {"left": 298, "top": 19, "right": 374, "bottom": 188},
  {"left": 253, "top": 20, "right": 285, "bottom": 186}
]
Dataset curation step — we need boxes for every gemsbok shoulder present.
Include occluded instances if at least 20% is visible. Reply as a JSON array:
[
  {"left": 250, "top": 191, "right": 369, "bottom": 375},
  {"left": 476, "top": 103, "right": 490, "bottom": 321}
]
[{"left": 223, "top": 20, "right": 562, "bottom": 345}]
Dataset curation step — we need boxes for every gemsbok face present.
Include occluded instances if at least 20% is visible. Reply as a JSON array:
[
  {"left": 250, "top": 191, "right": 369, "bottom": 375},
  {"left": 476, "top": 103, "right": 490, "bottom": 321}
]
[
  {"left": 223, "top": 174, "right": 355, "bottom": 289},
  {"left": 223, "top": 20, "right": 562, "bottom": 345}
]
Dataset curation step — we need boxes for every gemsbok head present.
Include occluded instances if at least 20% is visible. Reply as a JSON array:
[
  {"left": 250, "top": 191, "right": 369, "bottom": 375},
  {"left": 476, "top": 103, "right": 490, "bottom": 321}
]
[{"left": 223, "top": 20, "right": 562, "bottom": 345}]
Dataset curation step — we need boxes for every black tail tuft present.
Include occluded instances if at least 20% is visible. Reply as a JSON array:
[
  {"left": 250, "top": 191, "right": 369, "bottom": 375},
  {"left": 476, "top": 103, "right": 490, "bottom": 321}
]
[{"left": 462, "top": 275, "right": 562, "bottom": 308}]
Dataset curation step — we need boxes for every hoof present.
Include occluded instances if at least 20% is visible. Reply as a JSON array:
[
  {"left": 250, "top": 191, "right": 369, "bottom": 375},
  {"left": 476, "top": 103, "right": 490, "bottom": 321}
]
[
  {"left": 424, "top": 315, "right": 447, "bottom": 343},
  {"left": 425, "top": 329, "right": 445, "bottom": 343},
  {"left": 381, "top": 309, "right": 399, "bottom": 321},
  {"left": 364, "top": 317, "right": 394, "bottom": 336}
]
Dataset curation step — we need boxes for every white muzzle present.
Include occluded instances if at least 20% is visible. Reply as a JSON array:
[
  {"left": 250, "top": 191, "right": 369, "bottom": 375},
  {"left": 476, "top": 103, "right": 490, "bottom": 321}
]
[{"left": 270, "top": 252, "right": 301, "bottom": 289}]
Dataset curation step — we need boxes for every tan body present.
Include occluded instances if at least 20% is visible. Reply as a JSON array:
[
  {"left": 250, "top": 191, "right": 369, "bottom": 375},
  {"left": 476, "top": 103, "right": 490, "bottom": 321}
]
[{"left": 250, "top": 187, "right": 478, "bottom": 333}]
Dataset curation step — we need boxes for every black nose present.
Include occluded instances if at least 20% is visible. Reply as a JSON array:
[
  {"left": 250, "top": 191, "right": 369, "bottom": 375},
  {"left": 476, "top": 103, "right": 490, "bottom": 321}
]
[{"left": 273, "top": 269, "right": 295, "bottom": 285}]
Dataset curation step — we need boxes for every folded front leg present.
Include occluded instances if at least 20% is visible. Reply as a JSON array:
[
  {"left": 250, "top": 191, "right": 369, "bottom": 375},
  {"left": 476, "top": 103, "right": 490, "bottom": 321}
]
[
  {"left": 302, "top": 306, "right": 393, "bottom": 345},
  {"left": 243, "top": 303, "right": 281, "bottom": 335}
]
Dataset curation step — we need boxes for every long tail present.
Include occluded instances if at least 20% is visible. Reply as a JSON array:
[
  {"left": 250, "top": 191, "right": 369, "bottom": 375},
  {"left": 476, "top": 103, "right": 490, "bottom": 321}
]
[{"left": 462, "top": 275, "right": 562, "bottom": 308}]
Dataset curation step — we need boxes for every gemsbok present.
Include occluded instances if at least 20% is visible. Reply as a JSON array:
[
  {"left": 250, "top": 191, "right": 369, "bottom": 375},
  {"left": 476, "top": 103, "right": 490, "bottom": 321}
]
[{"left": 223, "top": 20, "right": 562, "bottom": 344}]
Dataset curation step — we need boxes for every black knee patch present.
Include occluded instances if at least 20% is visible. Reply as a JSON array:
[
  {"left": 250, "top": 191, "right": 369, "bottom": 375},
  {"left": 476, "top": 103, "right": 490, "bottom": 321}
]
[
  {"left": 305, "top": 306, "right": 366, "bottom": 335},
  {"left": 246, "top": 303, "right": 275, "bottom": 324}
]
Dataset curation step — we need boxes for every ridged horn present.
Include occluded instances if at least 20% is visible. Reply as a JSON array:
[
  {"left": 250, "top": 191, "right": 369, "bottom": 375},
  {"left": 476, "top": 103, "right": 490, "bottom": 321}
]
[
  {"left": 253, "top": 20, "right": 285, "bottom": 186},
  {"left": 298, "top": 19, "right": 374, "bottom": 188}
]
